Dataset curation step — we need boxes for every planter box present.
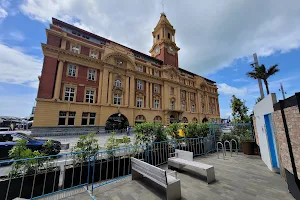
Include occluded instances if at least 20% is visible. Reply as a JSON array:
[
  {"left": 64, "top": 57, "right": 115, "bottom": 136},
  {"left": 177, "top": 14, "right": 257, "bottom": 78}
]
[
  {"left": 241, "top": 142, "right": 255, "bottom": 155},
  {"left": 0, "top": 170, "right": 60, "bottom": 200}
]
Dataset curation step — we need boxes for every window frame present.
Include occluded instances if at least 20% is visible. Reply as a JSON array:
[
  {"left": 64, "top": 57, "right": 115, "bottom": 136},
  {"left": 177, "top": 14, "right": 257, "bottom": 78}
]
[
  {"left": 154, "top": 99, "right": 160, "bottom": 109},
  {"left": 68, "top": 112, "right": 76, "bottom": 126},
  {"left": 85, "top": 88, "right": 95, "bottom": 104},
  {"left": 170, "top": 87, "right": 174, "bottom": 95},
  {"left": 67, "top": 64, "right": 77, "bottom": 77},
  {"left": 64, "top": 86, "right": 76, "bottom": 102},
  {"left": 170, "top": 100, "right": 175, "bottom": 110},
  {"left": 137, "top": 80, "right": 143, "bottom": 90},
  {"left": 89, "top": 50, "right": 99, "bottom": 59},
  {"left": 138, "top": 65, "right": 143, "bottom": 72},
  {"left": 181, "top": 103, "right": 185, "bottom": 111},
  {"left": 136, "top": 97, "right": 143, "bottom": 108},
  {"left": 58, "top": 111, "right": 67, "bottom": 126},
  {"left": 87, "top": 69, "right": 97, "bottom": 81},
  {"left": 191, "top": 104, "right": 195, "bottom": 112},
  {"left": 70, "top": 43, "right": 81, "bottom": 54},
  {"left": 81, "top": 112, "right": 89, "bottom": 125},
  {"left": 115, "top": 79, "right": 122, "bottom": 88},
  {"left": 154, "top": 84, "right": 159, "bottom": 93},
  {"left": 113, "top": 93, "right": 122, "bottom": 105}
]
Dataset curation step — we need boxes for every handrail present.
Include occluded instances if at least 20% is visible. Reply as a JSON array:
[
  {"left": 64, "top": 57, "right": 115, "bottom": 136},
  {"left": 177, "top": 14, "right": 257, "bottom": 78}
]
[
  {"left": 216, "top": 142, "right": 225, "bottom": 160},
  {"left": 230, "top": 139, "right": 238, "bottom": 156},
  {"left": 224, "top": 140, "right": 231, "bottom": 156}
]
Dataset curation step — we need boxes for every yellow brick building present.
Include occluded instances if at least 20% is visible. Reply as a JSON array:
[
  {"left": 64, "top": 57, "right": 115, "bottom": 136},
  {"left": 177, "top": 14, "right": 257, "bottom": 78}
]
[{"left": 33, "top": 14, "right": 220, "bottom": 134}]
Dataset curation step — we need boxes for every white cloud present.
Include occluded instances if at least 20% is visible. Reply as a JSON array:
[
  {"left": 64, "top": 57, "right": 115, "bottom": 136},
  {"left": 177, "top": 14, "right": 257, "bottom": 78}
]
[
  {"left": 18, "top": 0, "right": 300, "bottom": 75},
  {"left": 0, "top": 6, "right": 7, "bottom": 20},
  {"left": 233, "top": 78, "right": 249, "bottom": 83},
  {"left": 218, "top": 83, "right": 248, "bottom": 97},
  {"left": 0, "top": 43, "right": 42, "bottom": 88},
  {"left": 9, "top": 31, "right": 25, "bottom": 41}
]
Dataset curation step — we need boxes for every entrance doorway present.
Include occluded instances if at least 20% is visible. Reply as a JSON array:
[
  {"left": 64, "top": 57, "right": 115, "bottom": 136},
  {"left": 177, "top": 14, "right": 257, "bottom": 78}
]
[{"left": 105, "top": 113, "right": 129, "bottom": 131}]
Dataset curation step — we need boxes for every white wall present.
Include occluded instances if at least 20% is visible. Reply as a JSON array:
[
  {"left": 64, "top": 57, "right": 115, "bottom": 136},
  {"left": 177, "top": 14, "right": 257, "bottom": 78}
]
[{"left": 253, "top": 93, "right": 277, "bottom": 171}]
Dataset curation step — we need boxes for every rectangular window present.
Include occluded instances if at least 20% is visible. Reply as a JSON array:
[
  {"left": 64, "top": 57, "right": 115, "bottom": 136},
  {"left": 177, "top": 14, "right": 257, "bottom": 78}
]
[
  {"left": 89, "top": 113, "right": 96, "bottom": 125},
  {"left": 68, "top": 64, "right": 77, "bottom": 77},
  {"left": 64, "top": 87, "right": 75, "bottom": 102},
  {"left": 137, "top": 80, "right": 143, "bottom": 90},
  {"left": 90, "top": 50, "right": 98, "bottom": 59},
  {"left": 68, "top": 112, "right": 76, "bottom": 125},
  {"left": 154, "top": 84, "right": 159, "bottom": 93},
  {"left": 113, "top": 94, "right": 122, "bottom": 105},
  {"left": 58, "top": 111, "right": 67, "bottom": 125},
  {"left": 71, "top": 44, "right": 80, "bottom": 54},
  {"left": 170, "top": 87, "right": 174, "bottom": 95},
  {"left": 191, "top": 104, "right": 195, "bottom": 112},
  {"left": 88, "top": 69, "right": 96, "bottom": 81},
  {"left": 154, "top": 70, "right": 159, "bottom": 77},
  {"left": 154, "top": 99, "right": 159, "bottom": 109},
  {"left": 81, "top": 112, "right": 88, "bottom": 125},
  {"left": 157, "top": 34, "right": 160, "bottom": 40},
  {"left": 138, "top": 65, "right": 143, "bottom": 72},
  {"left": 85, "top": 89, "right": 95, "bottom": 103},
  {"left": 170, "top": 101, "right": 175, "bottom": 110},
  {"left": 137, "top": 97, "right": 143, "bottom": 108},
  {"left": 181, "top": 103, "right": 185, "bottom": 111}
]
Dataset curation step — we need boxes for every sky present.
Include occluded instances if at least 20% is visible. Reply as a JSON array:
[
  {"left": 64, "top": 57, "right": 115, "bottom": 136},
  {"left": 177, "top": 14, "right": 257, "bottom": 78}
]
[{"left": 0, "top": 0, "right": 300, "bottom": 118}]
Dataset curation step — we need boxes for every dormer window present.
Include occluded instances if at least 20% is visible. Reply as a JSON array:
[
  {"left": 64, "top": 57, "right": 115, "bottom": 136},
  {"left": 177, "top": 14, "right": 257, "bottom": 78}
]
[
  {"left": 90, "top": 50, "right": 98, "bottom": 59},
  {"left": 138, "top": 65, "right": 143, "bottom": 72},
  {"left": 71, "top": 44, "right": 80, "bottom": 54}
]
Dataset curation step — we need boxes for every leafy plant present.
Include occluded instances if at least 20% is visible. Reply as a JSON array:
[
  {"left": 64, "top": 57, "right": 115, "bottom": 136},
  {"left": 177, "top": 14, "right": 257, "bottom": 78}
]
[
  {"left": 122, "top": 136, "right": 131, "bottom": 146},
  {"left": 183, "top": 123, "right": 210, "bottom": 138},
  {"left": 230, "top": 95, "right": 250, "bottom": 123},
  {"left": 105, "top": 132, "right": 120, "bottom": 150},
  {"left": 9, "top": 139, "right": 46, "bottom": 177},
  {"left": 231, "top": 125, "right": 251, "bottom": 137},
  {"left": 240, "top": 130, "right": 254, "bottom": 142},
  {"left": 134, "top": 122, "right": 167, "bottom": 145},
  {"left": 72, "top": 132, "right": 100, "bottom": 162},
  {"left": 41, "top": 140, "right": 54, "bottom": 155},
  {"left": 220, "top": 133, "right": 240, "bottom": 143},
  {"left": 164, "top": 123, "right": 181, "bottom": 139}
]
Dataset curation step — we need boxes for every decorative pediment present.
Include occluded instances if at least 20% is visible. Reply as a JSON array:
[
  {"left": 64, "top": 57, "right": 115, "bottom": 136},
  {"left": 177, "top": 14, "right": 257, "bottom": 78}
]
[
  {"left": 135, "top": 91, "right": 145, "bottom": 97},
  {"left": 113, "top": 86, "right": 123, "bottom": 94},
  {"left": 102, "top": 52, "right": 136, "bottom": 70},
  {"left": 153, "top": 94, "right": 161, "bottom": 99}
]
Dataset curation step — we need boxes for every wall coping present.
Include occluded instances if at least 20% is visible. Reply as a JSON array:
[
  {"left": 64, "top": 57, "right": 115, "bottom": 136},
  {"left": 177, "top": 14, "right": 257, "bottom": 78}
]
[{"left": 273, "top": 92, "right": 300, "bottom": 111}]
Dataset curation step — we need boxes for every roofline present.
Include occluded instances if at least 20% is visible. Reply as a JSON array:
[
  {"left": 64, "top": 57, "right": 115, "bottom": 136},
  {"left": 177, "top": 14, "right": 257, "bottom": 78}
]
[
  {"left": 179, "top": 68, "right": 216, "bottom": 83},
  {"left": 52, "top": 18, "right": 163, "bottom": 65}
]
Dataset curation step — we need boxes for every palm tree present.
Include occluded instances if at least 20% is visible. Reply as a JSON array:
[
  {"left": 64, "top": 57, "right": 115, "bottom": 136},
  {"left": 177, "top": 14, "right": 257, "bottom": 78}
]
[{"left": 246, "top": 64, "right": 279, "bottom": 95}]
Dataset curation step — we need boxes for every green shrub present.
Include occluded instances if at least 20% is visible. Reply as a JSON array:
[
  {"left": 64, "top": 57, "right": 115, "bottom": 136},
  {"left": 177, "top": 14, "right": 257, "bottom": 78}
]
[
  {"left": 9, "top": 139, "right": 46, "bottom": 177},
  {"left": 240, "top": 130, "right": 254, "bottom": 142},
  {"left": 105, "top": 132, "right": 120, "bottom": 150},
  {"left": 164, "top": 123, "right": 181, "bottom": 139},
  {"left": 231, "top": 125, "right": 251, "bottom": 137},
  {"left": 72, "top": 132, "right": 100, "bottom": 162},
  {"left": 220, "top": 133, "right": 240, "bottom": 143},
  {"left": 134, "top": 122, "right": 167, "bottom": 145}
]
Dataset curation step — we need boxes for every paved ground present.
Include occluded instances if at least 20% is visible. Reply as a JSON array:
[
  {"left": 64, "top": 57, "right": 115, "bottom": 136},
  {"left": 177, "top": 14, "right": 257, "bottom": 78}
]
[{"left": 83, "top": 153, "right": 293, "bottom": 200}]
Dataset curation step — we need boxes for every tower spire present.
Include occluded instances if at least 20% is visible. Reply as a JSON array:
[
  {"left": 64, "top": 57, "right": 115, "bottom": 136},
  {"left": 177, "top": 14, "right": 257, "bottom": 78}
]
[{"left": 161, "top": 0, "right": 165, "bottom": 14}]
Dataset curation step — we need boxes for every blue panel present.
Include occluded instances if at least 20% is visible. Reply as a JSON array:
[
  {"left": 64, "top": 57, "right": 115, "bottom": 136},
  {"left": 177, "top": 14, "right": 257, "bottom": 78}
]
[{"left": 264, "top": 114, "right": 279, "bottom": 168}]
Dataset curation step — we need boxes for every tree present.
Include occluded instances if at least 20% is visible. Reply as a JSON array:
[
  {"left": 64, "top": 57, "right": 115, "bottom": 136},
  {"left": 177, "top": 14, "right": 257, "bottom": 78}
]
[
  {"left": 246, "top": 64, "right": 279, "bottom": 95},
  {"left": 230, "top": 95, "right": 250, "bottom": 123}
]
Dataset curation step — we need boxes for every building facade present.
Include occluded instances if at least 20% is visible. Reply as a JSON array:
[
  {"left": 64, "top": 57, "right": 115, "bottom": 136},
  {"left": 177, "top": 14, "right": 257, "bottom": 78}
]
[{"left": 33, "top": 14, "right": 220, "bottom": 133}]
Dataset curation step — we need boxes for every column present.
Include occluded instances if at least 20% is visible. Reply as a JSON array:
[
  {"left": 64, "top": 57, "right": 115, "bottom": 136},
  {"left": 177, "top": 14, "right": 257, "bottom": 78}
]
[
  {"left": 97, "top": 70, "right": 103, "bottom": 104},
  {"left": 163, "top": 84, "right": 169, "bottom": 109},
  {"left": 206, "top": 95, "right": 209, "bottom": 114},
  {"left": 53, "top": 61, "right": 64, "bottom": 99},
  {"left": 161, "top": 84, "right": 165, "bottom": 109},
  {"left": 125, "top": 76, "right": 130, "bottom": 106},
  {"left": 61, "top": 39, "right": 67, "bottom": 50},
  {"left": 145, "top": 81, "right": 149, "bottom": 108},
  {"left": 101, "top": 68, "right": 109, "bottom": 104},
  {"left": 186, "top": 92, "right": 190, "bottom": 111},
  {"left": 176, "top": 87, "right": 181, "bottom": 110},
  {"left": 107, "top": 72, "right": 113, "bottom": 104},
  {"left": 197, "top": 92, "right": 201, "bottom": 113},
  {"left": 150, "top": 83, "right": 153, "bottom": 108},
  {"left": 129, "top": 75, "right": 135, "bottom": 107}
]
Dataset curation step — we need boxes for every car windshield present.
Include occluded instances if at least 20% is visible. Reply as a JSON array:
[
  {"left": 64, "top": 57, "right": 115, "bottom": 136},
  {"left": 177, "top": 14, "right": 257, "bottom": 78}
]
[{"left": 15, "top": 132, "right": 36, "bottom": 140}]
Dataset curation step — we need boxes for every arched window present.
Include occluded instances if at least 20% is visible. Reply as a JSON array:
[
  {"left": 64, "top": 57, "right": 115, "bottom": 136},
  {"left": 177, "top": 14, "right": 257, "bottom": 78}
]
[
  {"left": 170, "top": 100, "right": 175, "bottom": 110},
  {"left": 182, "top": 117, "right": 188, "bottom": 123},
  {"left": 154, "top": 116, "right": 162, "bottom": 123},
  {"left": 192, "top": 117, "right": 198, "bottom": 123},
  {"left": 135, "top": 115, "right": 146, "bottom": 123},
  {"left": 115, "top": 79, "right": 122, "bottom": 88}
]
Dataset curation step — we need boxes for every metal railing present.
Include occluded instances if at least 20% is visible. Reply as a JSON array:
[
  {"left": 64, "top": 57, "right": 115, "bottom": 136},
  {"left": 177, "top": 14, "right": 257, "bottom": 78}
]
[{"left": 0, "top": 136, "right": 217, "bottom": 199}]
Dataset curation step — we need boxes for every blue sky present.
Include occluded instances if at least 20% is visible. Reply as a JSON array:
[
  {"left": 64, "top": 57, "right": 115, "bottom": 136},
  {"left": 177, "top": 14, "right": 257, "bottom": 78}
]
[{"left": 0, "top": 0, "right": 300, "bottom": 118}]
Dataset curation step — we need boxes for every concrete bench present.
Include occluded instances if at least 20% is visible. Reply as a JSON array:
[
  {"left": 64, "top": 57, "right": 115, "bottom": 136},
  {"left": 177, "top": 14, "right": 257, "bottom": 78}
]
[
  {"left": 168, "top": 150, "right": 216, "bottom": 184},
  {"left": 131, "top": 157, "right": 181, "bottom": 200}
]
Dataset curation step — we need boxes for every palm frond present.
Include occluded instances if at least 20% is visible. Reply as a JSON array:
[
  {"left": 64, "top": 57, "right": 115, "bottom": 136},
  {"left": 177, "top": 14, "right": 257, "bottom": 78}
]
[
  {"left": 246, "top": 72, "right": 259, "bottom": 79},
  {"left": 266, "top": 64, "right": 279, "bottom": 78}
]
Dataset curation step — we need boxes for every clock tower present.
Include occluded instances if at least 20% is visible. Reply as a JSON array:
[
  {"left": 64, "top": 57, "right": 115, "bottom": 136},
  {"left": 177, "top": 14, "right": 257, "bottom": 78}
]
[{"left": 149, "top": 13, "right": 180, "bottom": 68}]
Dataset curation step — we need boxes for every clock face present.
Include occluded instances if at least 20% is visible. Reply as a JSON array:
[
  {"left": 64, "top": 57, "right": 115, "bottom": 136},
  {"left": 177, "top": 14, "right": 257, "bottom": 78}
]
[
  {"left": 155, "top": 46, "right": 160, "bottom": 54},
  {"left": 169, "top": 46, "right": 174, "bottom": 52}
]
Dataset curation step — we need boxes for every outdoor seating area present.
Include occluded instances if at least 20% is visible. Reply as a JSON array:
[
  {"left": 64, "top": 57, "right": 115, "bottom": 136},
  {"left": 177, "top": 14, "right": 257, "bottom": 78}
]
[{"left": 84, "top": 153, "right": 293, "bottom": 200}]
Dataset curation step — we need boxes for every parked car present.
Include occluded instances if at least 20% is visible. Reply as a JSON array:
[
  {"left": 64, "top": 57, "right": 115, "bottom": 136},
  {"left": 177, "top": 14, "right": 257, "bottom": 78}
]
[{"left": 0, "top": 132, "right": 61, "bottom": 160}]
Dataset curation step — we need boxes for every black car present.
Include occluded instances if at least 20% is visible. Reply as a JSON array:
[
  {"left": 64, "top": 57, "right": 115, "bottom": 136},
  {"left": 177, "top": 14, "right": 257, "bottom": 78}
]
[{"left": 0, "top": 132, "right": 61, "bottom": 160}]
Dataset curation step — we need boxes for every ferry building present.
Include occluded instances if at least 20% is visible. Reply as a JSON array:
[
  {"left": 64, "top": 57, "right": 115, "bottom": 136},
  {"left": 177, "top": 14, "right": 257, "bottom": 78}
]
[{"left": 33, "top": 13, "right": 220, "bottom": 134}]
